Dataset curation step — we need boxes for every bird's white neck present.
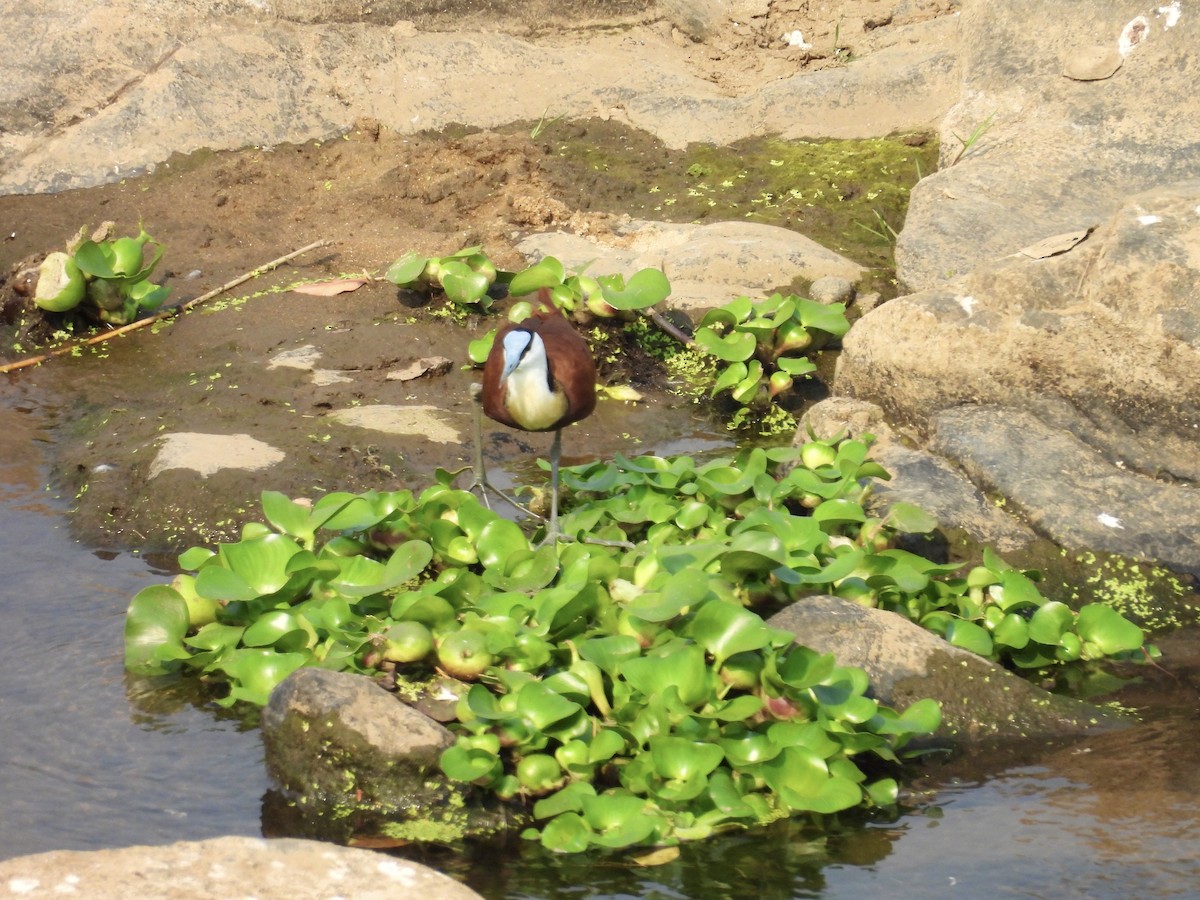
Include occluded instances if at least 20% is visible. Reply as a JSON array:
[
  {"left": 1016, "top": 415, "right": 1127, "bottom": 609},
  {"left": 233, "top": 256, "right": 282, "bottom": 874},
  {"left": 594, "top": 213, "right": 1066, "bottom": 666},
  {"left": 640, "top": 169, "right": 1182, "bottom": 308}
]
[{"left": 502, "top": 331, "right": 568, "bottom": 431}]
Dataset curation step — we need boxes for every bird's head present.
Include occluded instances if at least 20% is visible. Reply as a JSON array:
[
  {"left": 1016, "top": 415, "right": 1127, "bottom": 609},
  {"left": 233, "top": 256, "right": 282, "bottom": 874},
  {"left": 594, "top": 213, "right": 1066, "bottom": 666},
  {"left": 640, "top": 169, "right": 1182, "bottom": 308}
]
[{"left": 499, "top": 327, "right": 547, "bottom": 383}]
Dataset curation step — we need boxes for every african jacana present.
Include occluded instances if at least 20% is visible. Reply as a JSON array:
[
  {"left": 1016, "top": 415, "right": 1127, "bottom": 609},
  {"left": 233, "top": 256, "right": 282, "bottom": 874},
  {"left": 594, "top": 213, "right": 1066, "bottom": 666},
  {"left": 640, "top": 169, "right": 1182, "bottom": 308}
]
[{"left": 480, "top": 289, "right": 596, "bottom": 541}]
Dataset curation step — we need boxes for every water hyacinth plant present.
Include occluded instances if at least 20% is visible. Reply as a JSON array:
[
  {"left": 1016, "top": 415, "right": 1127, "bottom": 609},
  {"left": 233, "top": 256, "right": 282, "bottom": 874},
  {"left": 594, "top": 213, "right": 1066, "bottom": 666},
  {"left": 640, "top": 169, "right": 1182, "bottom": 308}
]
[
  {"left": 123, "top": 437, "right": 1148, "bottom": 851},
  {"left": 385, "top": 246, "right": 501, "bottom": 311},
  {"left": 694, "top": 293, "right": 850, "bottom": 430},
  {"left": 34, "top": 224, "right": 170, "bottom": 325}
]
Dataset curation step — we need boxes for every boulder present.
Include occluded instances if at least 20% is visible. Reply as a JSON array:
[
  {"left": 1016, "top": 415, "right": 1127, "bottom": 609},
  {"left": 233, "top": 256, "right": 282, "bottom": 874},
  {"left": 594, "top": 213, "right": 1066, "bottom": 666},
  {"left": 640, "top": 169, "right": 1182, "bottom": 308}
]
[
  {"left": 261, "top": 668, "right": 466, "bottom": 820},
  {"left": 517, "top": 219, "right": 866, "bottom": 311},
  {"left": 0, "top": 0, "right": 960, "bottom": 195},
  {"left": 0, "top": 836, "right": 483, "bottom": 899},
  {"left": 896, "top": 0, "right": 1200, "bottom": 291},
  {"left": 769, "top": 596, "right": 1128, "bottom": 743},
  {"left": 930, "top": 405, "right": 1200, "bottom": 574},
  {"left": 838, "top": 181, "right": 1200, "bottom": 573}
]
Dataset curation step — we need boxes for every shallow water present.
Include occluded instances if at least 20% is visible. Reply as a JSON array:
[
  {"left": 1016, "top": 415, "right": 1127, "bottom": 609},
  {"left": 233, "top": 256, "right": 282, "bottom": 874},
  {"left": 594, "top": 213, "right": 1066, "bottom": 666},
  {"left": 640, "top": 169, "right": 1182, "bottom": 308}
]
[
  {"left": 2, "top": 385, "right": 1199, "bottom": 896},
  {"left": 0, "top": 393, "right": 267, "bottom": 861},
  {"left": 450, "top": 710, "right": 1200, "bottom": 899}
]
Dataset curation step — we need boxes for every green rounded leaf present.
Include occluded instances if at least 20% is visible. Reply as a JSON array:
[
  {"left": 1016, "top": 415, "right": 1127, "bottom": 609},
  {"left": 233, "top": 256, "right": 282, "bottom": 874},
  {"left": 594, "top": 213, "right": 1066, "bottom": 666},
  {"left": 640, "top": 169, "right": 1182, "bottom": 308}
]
[
  {"left": 441, "top": 742, "right": 503, "bottom": 783},
  {"left": 218, "top": 648, "right": 307, "bottom": 706},
  {"left": 509, "top": 257, "right": 565, "bottom": 296},
  {"left": 124, "top": 585, "right": 190, "bottom": 674},
  {"left": 477, "top": 518, "right": 531, "bottom": 569},
  {"left": 178, "top": 545, "right": 216, "bottom": 571},
  {"left": 468, "top": 330, "right": 496, "bottom": 365},
  {"left": 695, "top": 328, "right": 757, "bottom": 362},
  {"left": 73, "top": 240, "right": 120, "bottom": 279},
  {"left": 1076, "top": 603, "right": 1144, "bottom": 655},
  {"left": 992, "top": 568, "right": 1047, "bottom": 612},
  {"left": 719, "top": 531, "right": 788, "bottom": 581},
  {"left": 795, "top": 298, "right": 850, "bottom": 337},
  {"left": 599, "top": 267, "right": 670, "bottom": 310},
  {"left": 775, "top": 356, "right": 816, "bottom": 380},
  {"left": 945, "top": 619, "right": 994, "bottom": 656},
  {"left": 884, "top": 502, "right": 939, "bottom": 534},
  {"left": 577, "top": 634, "right": 642, "bottom": 676},
  {"left": 866, "top": 777, "right": 899, "bottom": 806},
  {"left": 648, "top": 735, "right": 725, "bottom": 781},
  {"left": 992, "top": 612, "right": 1031, "bottom": 649},
  {"left": 440, "top": 260, "right": 491, "bottom": 305},
  {"left": 580, "top": 793, "right": 657, "bottom": 847},
  {"left": 711, "top": 361, "right": 748, "bottom": 395},
  {"left": 719, "top": 730, "right": 781, "bottom": 767},
  {"left": 1027, "top": 600, "right": 1075, "bottom": 645},
  {"left": 537, "top": 811, "right": 591, "bottom": 852},
  {"left": 620, "top": 643, "right": 709, "bottom": 707},
  {"left": 686, "top": 599, "right": 773, "bottom": 667},
  {"left": 217, "top": 533, "right": 306, "bottom": 596},
  {"left": 261, "top": 491, "right": 315, "bottom": 540},
  {"left": 516, "top": 682, "right": 584, "bottom": 731},
  {"left": 385, "top": 252, "right": 429, "bottom": 286}
]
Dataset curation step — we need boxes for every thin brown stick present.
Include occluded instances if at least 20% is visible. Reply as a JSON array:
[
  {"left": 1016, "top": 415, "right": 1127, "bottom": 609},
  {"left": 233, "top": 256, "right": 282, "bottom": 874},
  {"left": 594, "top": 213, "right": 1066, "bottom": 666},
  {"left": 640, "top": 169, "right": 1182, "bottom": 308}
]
[
  {"left": 643, "top": 307, "right": 694, "bottom": 346},
  {"left": 0, "top": 239, "right": 333, "bottom": 375}
]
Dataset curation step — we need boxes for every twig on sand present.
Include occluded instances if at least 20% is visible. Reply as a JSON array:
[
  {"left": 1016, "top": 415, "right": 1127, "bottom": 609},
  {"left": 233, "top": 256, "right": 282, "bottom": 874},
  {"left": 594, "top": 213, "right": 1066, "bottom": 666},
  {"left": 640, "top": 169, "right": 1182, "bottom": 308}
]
[{"left": 0, "top": 239, "right": 333, "bottom": 375}]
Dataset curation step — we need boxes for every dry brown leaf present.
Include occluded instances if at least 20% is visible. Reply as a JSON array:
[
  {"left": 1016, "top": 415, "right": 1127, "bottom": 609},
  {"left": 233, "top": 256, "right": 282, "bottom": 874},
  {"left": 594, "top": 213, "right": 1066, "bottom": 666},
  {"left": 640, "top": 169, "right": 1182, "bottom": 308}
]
[
  {"left": 1018, "top": 226, "right": 1097, "bottom": 260},
  {"left": 291, "top": 278, "right": 368, "bottom": 296},
  {"left": 347, "top": 835, "right": 411, "bottom": 849},
  {"left": 1062, "top": 45, "right": 1123, "bottom": 81}
]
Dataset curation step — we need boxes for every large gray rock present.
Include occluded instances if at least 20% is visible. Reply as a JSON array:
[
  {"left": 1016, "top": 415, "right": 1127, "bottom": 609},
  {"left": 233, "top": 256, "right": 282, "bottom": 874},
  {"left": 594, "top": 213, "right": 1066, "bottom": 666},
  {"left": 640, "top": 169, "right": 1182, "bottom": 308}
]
[
  {"left": 0, "top": 0, "right": 960, "bottom": 195},
  {"left": 769, "top": 596, "right": 1127, "bottom": 743},
  {"left": 0, "top": 836, "right": 483, "bottom": 899},
  {"left": 931, "top": 405, "right": 1200, "bottom": 573},
  {"left": 518, "top": 219, "right": 866, "bottom": 311},
  {"left": 896, "top": 0, "right": 1200, "bottom": 290},
  {"left": 839, "top": 181, "right": 1200, "bottom": 571}
]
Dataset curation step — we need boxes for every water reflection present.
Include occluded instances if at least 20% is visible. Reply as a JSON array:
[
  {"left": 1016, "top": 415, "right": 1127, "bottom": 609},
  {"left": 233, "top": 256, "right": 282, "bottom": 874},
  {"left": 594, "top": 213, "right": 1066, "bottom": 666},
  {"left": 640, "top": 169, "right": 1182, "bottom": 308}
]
[
  {"left": 432, "top": 714, "right": 1200, "bottom": 900},
  {"left": 0, "top": 399, "right": 267, "bottom": 861}
]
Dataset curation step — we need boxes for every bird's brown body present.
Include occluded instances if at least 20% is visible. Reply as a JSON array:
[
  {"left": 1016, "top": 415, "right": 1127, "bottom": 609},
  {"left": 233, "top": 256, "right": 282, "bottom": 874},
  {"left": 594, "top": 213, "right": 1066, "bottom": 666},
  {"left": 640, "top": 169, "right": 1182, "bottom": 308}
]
[
  {"left": 481, "top": 297, "right": 596, "bottom": 433},
  {"left": 479, "top": 290, "right": 597, "bottom": 541}
]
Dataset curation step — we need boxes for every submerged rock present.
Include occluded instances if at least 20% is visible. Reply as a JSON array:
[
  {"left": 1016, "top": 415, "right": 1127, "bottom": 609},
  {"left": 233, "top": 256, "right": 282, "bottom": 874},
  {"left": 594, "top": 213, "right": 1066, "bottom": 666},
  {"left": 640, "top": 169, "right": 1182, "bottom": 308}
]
[
  {"left": 517, "top": 219, "right": 866, "bottom": 311},
  {"left": 262, "top": 668, "right": 486, "bottom": 831}
]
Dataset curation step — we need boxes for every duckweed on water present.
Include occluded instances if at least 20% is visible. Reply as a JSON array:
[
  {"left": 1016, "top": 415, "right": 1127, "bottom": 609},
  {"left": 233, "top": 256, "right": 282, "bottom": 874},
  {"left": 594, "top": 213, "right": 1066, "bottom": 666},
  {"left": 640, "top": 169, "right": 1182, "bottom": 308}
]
[
  {"left": 527, "top": 119, "right": 937, "bottom": 283},
  {"left": 1044, "top": 548, "right": 1200, "bottom": 633}
]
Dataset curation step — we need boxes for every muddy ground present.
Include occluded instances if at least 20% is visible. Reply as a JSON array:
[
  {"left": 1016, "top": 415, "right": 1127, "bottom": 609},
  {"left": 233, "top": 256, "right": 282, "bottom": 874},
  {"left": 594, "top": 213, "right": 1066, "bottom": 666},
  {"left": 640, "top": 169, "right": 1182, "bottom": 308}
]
[
  {"left": 0, "top": 124, "right": 753, "bottom": 552},
  {"left": 0, "top": 0, "right": 951, "bottom": 554}
]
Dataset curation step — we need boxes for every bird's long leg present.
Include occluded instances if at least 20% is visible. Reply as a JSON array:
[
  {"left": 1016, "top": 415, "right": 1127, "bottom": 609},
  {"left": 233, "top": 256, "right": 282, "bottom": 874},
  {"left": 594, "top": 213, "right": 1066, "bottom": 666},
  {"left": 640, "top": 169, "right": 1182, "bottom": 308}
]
[
  {"left": 539, "top": 430, "right": 633, "bottom": 549},
  {"left": 470, "top": 384, "right": 541, "bottom": 519},
  {"left": 547, "top": 428, "right": 563, "bottom": 543},
  {"left": 471, "top": 385, "right": 490, "bottom": 508}
]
